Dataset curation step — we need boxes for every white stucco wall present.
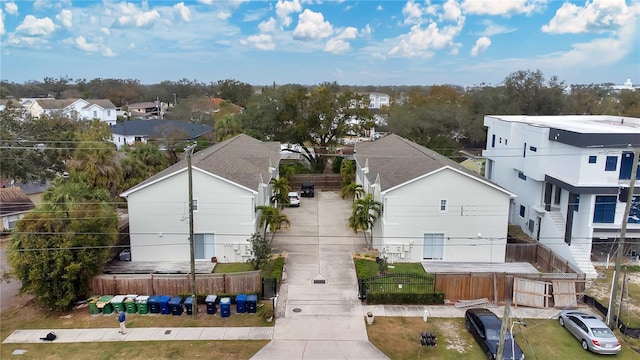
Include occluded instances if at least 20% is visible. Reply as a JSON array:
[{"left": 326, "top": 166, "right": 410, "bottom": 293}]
[
  {"left": 125, "top": 168, "right": 258, "bottom": 263},
  {"left": 379, "top": 168, "right": 511, "bottom": 263}
]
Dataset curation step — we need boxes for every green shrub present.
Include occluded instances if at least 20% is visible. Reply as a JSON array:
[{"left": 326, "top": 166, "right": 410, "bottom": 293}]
[
  {"left": 365, "top": 292, "right": 444, "bottom": 305},
  {"left": 332, "top": 156, "right": 344, "bottom": 173}
]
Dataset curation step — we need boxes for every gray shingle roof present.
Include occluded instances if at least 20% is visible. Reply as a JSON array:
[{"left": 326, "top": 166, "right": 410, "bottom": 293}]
[
  {"left": 122, "top": 134, "right": 281, "bottom": 195},
  {"left": 354, "top": 134, "right": 485, "bottom": 191},
  {"left": 83, "top": 99, "right": 116, "bottom": 109}
]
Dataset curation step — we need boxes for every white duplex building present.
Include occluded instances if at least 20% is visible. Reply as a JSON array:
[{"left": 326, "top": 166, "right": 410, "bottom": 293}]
[{"left": 483, "top": 115, "right": 640, "bottom": 278}]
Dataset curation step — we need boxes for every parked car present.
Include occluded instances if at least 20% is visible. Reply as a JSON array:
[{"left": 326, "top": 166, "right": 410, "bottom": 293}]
[
  {"left": 558, "top": 310, "right": 621, "bottom": 354},
  {"left": 465, "top": 308, "right": 525, "bottom": 360},
  {"left": 288, "top": 191, "right": 301, "bottom": 207},
  {"left": 119, "top": 248, "right": 131, "bottom": 261},
  {"left": 301, "top": 182, "right": 315, "bottom": 197}
]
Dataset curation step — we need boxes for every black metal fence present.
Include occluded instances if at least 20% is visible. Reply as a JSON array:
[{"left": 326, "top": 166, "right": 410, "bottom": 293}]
[
  {"left": 262, "top": 277, "right": 278, "bottom": 299},
  {"left": 358, "top": 273, "right": 435, "bottom": 300},
  {"left": 583, "top": 295, "right": 640, "bottom": 339}
]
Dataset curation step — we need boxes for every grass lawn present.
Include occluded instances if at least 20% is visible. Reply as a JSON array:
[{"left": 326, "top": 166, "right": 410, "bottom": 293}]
[
  {"left": 368, "top": 317, "right": 640, "bottom": 360},
  {"left": 587, "top": 266, "right": 640, "bottom": 328},
  {"left": 354, "top": 258, "right": 429, "bottom": 278},
  {"left": 0, "top": 299, "right": 271, "bottom": 360}
]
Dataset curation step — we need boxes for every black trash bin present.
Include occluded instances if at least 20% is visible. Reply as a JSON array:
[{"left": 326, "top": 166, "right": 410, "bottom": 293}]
[
  {"left": 184, "top": 296, "right": 193, "bottom": 315},
  {"left": 205, "top": 295, "right": 217, "bottom": 315},
  {"left": 169, "top": 296, "right": 183, "bottom": 316}
]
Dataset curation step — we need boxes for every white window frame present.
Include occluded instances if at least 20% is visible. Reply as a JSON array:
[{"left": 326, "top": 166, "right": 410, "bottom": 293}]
[{"left": 439, "top": 199, "right": 448, "bottom": 213}]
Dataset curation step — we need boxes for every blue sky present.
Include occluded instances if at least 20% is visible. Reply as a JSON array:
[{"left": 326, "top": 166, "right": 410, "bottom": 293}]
[{"left": 1, "top": 0, "right": 639, "bottom": 86}]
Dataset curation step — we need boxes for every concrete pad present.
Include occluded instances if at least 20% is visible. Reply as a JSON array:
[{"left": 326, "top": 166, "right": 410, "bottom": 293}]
[
  {"left": 102, "top": 329, "right": 130, "bottom": 341},
  {"left": 124, "top": 327, "right": 156, "bottom": 341},
  {"left": 222, "top": 327, "right": 252, "bottom": 340},
  {"left": 422, "top": 261, "right": 539, "bottom": 273},
  {"left": 43, "top": 329, "right": 81, "bottom": 343},
  {"left": 251, "top": 340, "right": 308, "bottom": 359},
  {"left": 248, "top": 327, "right": 275, "bottom": 340},
  {"left": 199, "top": 327, "right": 227, "bottom": 340},
  {"left": 302, "top": 340, "right": 389, "bottom": 360},
  {"left": 75, "top": 328, "right": 107, "bottom": 342},
  {"left": 3, "top": 330, "right": 40, "bottom": 343},
  {"left": 151, "top": 328, "right": 179, "bottom": 340},
  {"left": 285, "top": 303, "right": 363, "bottom": 317},
  {"left": 173, "top": 327, "right": 204, "bottom": 340},
  {"left": 273, "top": 316, "right": 368, "bottom": 341}
]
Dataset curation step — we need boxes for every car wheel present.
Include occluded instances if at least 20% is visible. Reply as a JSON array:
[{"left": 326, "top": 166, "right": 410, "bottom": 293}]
[
  {"left": 558, "top": 317, "right": 564, "bottom": 327},
  {"left": 465, "top": 319, "right": 471, "bottom": 331},
  {"left": 581, "top": 339, "right": 589, "bottom": 351},
  {"left": 486, "top": 351, "right": 494, "bottom": 360}
]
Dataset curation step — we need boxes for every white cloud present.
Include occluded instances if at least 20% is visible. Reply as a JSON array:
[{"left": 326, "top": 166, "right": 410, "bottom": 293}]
[
  {"left": 542, "top": 0, "right": 636, "bottom": 34},
  {"left": 461, "top": 0, "right": 546, "bottom": 16},
  {"left": 113, "top": 2, "right": 160, "bottom": 28},
  {"left": 470, "top": 36, "right": 491, "bottom": 56},
  {"left": 241, "top": 33, "right": 275, "bottom": 50},
  {"left": 7, "top": 32, "right": 48, "bottom": 47},
  {"left": 336, "top": 26, "right": 357, "bottom": 40},
  {"left": 259, "top": 17, "right": 277, "bottom": 33},
  {"left": 127, "top": 43, "right": 136, "bottom": 50},
  {"left": 293, "top": 9, "right": 333, "bottom": 40},
  {"left": 5, "top": 2, "right": 18, "bottom": 16},
  {"left": 0, "top": 10, "right": 4, "bottom": 35},
  {"left": 389, "top": 19, "right": 464, "bottom": 57},
  {"left": 402, "top": 0, "right": 423, "bottom": 25},
  {"left": 15, "top": 15, "right": 55, "bottom": 36},
  {"left": 276, "top": 0, "right": 301, "bottom": 28},
  {"left": 216, "top": 11, "right": 231, "bottom": 20},
  {"left": 75, "top": 36, "right": 100, "bottom": 52},
  {"left": 197, "top": 0, "right": 214, "bottom": 4},
  {"left": 56, "top": 9, "right": 72, "bottom": 28},
  {"left": 361, "top": 24, "right": 372, "bottom": 37},
  {"left": 478, "top": 19, "right": 516, "bottom": 36},
  {"left": 100, "top": 27, "right": 110, "bottom": 36},
  {"left": 174, "top": 2, "right": 192, "bottom": 22},
  {"left": 103, "top": 47, "right": 116, "bottom": 57},
  {"left": 441, "top": 0, "right": 462, "bottom": 21},
  {"left": 377, "top": 5, "right": 383, "bottom": 11},
  {"left": 325, "top": 38, "right": 350, "bottom": 53}
]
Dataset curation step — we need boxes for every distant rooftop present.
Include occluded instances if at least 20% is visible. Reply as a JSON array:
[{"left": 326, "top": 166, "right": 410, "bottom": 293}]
[{"left": 486, "top": 115, "right": 640, "bottom": 134}]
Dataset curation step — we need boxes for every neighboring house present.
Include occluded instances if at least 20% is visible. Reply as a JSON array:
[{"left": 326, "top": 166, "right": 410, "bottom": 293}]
[
  {"left": 21, "top": 98, "right": 117, "bottom": 125},
  {"left": 126, "top": 101, "right": 166, "bottom": 119},
  {"left": 354, "top": 134, "right": 515, "bottom": 264},
  {"left": 0, "top": 187, "right": 35, "bottom": 231},
  {"left": 15, "top": 180, "right": 51, "bottom": 206},
  {"left": 120, "top": 134, "right": 281, "bottom": 263},
  {"left": 483, "top": 115, "right": 640, "bottom": 278},
  {"left": 110, "top": 119, "right": 214, "bottom": 150},
  {"left": 458, "top": 149, "right": 486, "bottom": 176}
]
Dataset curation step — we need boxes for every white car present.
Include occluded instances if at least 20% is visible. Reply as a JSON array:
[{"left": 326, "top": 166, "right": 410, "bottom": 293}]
[{"left": 288, "top": 192, "right": 301, "bottom": 207}]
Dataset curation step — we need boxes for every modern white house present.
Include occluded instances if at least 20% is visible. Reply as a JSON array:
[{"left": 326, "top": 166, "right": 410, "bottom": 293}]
[
  {"left": 354, "top": 134, "right": 515, "bottom": 264},
  {"left": 109, "top": 120, "right": 213, "bottom": 150},
  {"left": 483, "top": 115, "right": 640, "bottom": 278},
  {"left": 120, "top": 134, "right": 281, "bottom": 263},
  {"left": 21, "top": 98, "right": 117, "bottom": 125}
]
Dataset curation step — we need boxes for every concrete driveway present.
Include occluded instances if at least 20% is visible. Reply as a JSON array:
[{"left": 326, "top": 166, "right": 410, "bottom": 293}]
[{"left": 251, "top": 191, "right": 388, "bottom": 360}]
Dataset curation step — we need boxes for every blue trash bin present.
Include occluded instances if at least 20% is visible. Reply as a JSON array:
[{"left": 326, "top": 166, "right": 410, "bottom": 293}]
[
  {"left": 246, "top": 294, "right": 258, "bottom": 314},
  {"left": 169, "top": 296, "right": 183, "bottom": 316},
  {"left": 158, "top": 295, "right": 171, "bottom": 315},
  {"left": 236, "top": 294, "right": 247, "bottom": 314},
  {"left": 148, "top": 295, "right": 161, "bottom": 314},
  {"left": 220, "top": 297, "right": 231, "bottom": 318},
  {"left": 184, "top": 296, "right": 193, "bottom": 315},
  {"left": 205, "top": 295, "right": 217, "bottom": 315}
]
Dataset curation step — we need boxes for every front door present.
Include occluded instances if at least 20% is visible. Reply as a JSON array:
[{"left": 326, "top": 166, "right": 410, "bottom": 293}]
[{"left": 423, "top": 233, "right": 444, "bottom": 260}]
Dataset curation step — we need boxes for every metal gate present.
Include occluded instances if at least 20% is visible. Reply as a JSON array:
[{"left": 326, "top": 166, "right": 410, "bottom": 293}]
[{"left": 262, "top": 278, "right": 277, "bottom": 299}]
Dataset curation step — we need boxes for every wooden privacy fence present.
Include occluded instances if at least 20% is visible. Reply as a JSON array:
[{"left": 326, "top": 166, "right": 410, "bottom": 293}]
[
  {"left": 433, "top": 272, "right": 586, "bottom": 306},
  {"left": 505, "top": 242, "right": 581, "bottom": 274},
  {"left": 89, "top": 271, "right": 261, "bottom": 296},
  {"left": 290, "top": 174, "right": 342, "bottom": 190}
]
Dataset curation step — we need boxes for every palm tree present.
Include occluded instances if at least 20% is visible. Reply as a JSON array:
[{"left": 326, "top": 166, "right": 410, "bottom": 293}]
[
  {"left": 348, "top": 193, "right": 382, "bottom": 250},
  {"left": 340, "top": 181, "right": 364, "bottom": 201},
  {"left": 269, "top": 177, "right": 291, "bottom": 209},
  {"left": 257, "top": 205, "right": 290, "bottom": 243}
]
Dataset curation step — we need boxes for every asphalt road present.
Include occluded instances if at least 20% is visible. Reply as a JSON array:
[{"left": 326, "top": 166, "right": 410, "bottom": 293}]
[{"left": 0, "top": 240, "right": 24, "bottom": 311}]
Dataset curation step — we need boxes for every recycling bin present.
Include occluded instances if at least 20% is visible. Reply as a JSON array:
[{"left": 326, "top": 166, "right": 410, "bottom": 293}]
[
  {"left": 111, "top": 295, "right": 126, "bottom": 313},
  {"left": 97, "top": 295, "right": 114, "bottom": 314},
  {"left": 136, "top": 295, "right": 149, "bottom": 315},
  {"left": 148, "top": 295, "right": 161, "bottom": 314},
  {"left": 205, "top": 294, "right": 217, "bottom": 315},
  {"left": 158, "top": 295, "right": 171, "bottom": 315},
  {"left": 124, "top": 295, "right": 138, "bottom": 314},
  {"left": 220, "top": 297, "right": 231, "bottom": 318},
  {"left": 236, "top": 293, "right": 247, "bottom": 314},
  {"left": 246, "top": 294, "right": 258, "bottom": 314},
  {"left": 169, "top": 296, "right": 183, "bottom": 316},
  {"left": 87, "top": 296, "right": 100, "bottom": 315},
  {"left": 184, "top": 296, "right": 194, "bottom": 315}
]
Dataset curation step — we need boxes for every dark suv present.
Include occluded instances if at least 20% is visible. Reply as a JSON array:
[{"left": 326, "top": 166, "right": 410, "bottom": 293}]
[{"left": 301, "top": 182, "right": 315, "bottom": 197}]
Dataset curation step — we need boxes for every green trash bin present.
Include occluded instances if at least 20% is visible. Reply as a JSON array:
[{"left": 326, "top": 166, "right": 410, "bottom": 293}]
[
  {"left": 136, "top": 295, "right": 149, "bottom": 315},
  {"left": 87, "top": 296, "right": 100, "bottom": 315},
  {"left": 111, "top": 295, "right": 126, "bottom": 313},
  {"left": 124, "top": 295, "right": 138, "bottom": 314},
  {"left": 97, "top": 295, "right": 114, "bottom": 314}
]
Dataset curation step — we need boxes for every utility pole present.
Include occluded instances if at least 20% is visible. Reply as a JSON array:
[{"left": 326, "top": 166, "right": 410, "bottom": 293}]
[
  {"left": 497, "top": 299, "right": 510, "bottom": 360},
  {"left": 609, "top": 147, "right": 639, "bottom": 328},
  {"left": 186, "top": 143, "right": 197, "bottom": 319}
]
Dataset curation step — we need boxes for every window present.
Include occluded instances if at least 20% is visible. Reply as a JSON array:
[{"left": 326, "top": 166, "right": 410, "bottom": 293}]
[
  {"left": 194, "top": 234, "right": 215, "bottom": 260},
  {"left": 93, "top": 110, "right": 97, "bottom": 118},
  {"left": 519, "top": 205, "right": 526, "bottom": 218},
  {"left": 491, "top": 134, "right": 495, "bottom": 148},
  {"left": 504, "top": 139, "right": 508, "bottom": 145},
  {"left": 423, "top": 233, "right": 444, "bottom": 260},
  {"left": 107, "top": 110, "right": 111, "bottom": 116},
  {"left": 439, "top": 199, "right": 447, "bottom": 212},
  {"left": 593, "top": 196, "right": 616, "bottom": 223},
  {"left": 605, "top": 156, "right": 617, "bottom": 171},
  {"left": 589, "top": 156, "right": 597, "bottom": 164},
  {"left": 523, "top": 143, "right": 527, "bottom": 157},
  {"left": 554, "top": 188, "right": 562, "bottom": 205},
  {"left": 529, "top": 146, "right": 537, "bottom": 152},
  {"left": 192, "top": 199, "right": 198, "bottom": 211},
  {"left": 499, "top": 137, "right": 502, "bottom": 144},
  {"left": 528, "top": 219, "right": 535, "bottom": 233},
  {"left": 518, "top": 172, "right": 527, "bottom": 181}
]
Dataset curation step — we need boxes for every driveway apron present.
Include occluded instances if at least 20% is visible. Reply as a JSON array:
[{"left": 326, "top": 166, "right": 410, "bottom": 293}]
[{"left": 251, "top": 191, "right": 389, "bottom": 360}]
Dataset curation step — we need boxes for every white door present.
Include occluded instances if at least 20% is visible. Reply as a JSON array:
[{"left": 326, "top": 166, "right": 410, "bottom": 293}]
[
  {"left": 194, "top": 233, "right": 215, "bottom": 260},
  {"left": 423, "top": 233, "right": 444, "bottom": 260}
]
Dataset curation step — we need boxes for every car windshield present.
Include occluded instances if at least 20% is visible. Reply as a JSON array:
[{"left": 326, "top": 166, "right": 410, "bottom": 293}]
[
  {"left": 486, "top": 330, "right": 512, "bottom": 341},
  {"left": 591, "top": 328, "right": 615, "bottom": 338}
]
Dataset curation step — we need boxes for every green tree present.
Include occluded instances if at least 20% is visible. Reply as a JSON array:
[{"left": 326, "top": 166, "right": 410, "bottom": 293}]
[
  {"left": 269, "top": 177, "right": 291, "bottom": 209},
  {"left": 257, "top": 205, "right": 290, "bottom": 243},
  {"left": 119, "top": 143, "right": 169, "bottom": 193},
  {"left": 246, "top": 233, "right": 271, "bottom": 270},
  {"left": 348, "top": 193, "right": 382, "bottom": 250},
  {"left": 9, "top": 174, "right": 118, "bottom": 310},
  {"left": 215, "top": 114, "right": 243, "bottom": 142},
  {"left": 503, "top": 69, "right": 565, "bottom": 115},
  {"left": 341, "top": 182, "right": 364, "bottom": 201}
]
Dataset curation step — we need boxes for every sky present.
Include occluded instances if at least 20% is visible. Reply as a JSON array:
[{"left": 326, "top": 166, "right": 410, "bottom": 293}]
[{"left": 1, "top": 0, "right": 639, "bottom": 87}]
